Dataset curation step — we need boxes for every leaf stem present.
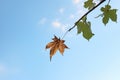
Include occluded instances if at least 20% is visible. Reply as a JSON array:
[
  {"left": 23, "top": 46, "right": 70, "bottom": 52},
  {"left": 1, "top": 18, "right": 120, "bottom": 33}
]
[
  {"left": 107, "top": 0, "right": 111, "bottom": 5},
  {"left": 62, "top": 0, "right": 106, "bottom": 39},
  {"left": 62, "top": 30, "right": 69, "bottom": 39}
]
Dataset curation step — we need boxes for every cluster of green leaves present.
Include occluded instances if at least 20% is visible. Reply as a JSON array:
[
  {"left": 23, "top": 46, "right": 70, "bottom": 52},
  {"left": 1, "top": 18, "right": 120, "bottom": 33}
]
[
  {"left": 76, "top": 17, "right": 94, "bottom": 41},
  {"left": 100, "top": 5, "right": 117, "bottom": 25},
  {"left": 75, "top": 0, "right": 118, "bottom": 40}
]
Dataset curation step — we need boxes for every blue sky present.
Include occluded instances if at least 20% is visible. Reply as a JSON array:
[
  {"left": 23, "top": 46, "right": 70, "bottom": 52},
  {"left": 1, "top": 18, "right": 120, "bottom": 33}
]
[{"left": 0, "top": 0, "right": 120, "bottom": 80}]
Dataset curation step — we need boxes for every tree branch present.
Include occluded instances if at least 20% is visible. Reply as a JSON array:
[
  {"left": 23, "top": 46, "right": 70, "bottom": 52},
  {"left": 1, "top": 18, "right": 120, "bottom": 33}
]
[{"left": 68, "top": 0, "right": 106, "bottom": 32}]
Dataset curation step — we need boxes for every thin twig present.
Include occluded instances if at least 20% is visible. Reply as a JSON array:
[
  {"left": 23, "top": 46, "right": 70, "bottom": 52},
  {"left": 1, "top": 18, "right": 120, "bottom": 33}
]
[
  {"left": 68, "top": 0, "right": 106, "bottom": 32},
  {"left": 62, "top": 0, "right": 106, "bottom": 39},
  {"left": 107, "top": 0, "right": 111, "bottom": 5},
  {"left": 62, "top": 30, "right": 69, "bottom": 39}
]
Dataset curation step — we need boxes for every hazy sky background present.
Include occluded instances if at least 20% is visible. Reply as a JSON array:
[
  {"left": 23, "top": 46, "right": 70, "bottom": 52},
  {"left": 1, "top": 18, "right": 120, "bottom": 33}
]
[{"left": 0, "top": 0, "right": 120, "bottom": 80}]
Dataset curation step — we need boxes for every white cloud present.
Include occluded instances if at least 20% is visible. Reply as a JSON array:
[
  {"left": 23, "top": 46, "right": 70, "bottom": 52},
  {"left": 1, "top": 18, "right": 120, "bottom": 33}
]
[
  {"left": 71, "top": 0, "right": 88, "bottom": 20},
  {"left": 73, "top": 0, "right": 80, "bottom": 4},
  {"left": 38, "top": 18, "right": 47, "bottom": 24},
  {"left": 52, "top": 20, "right": 61, "bottom": 28},
  {"left": 68, "top": 7, "right": 87, "bottom": 22},
  {"left": 70, "top": 14, "right": 75, "bottom": 19},
  {"left": 52, "top": 20, "right": 67, "bottom": 32},
  {"left": 0, "top": 63, "right": 21, "bottom": 75},
  {"left": 77, "top": 8, "right": 87, "bottom": 16},
  {"left": 94, "top": 0, "right": 100, "bottom": 4},
  {"left": 50, "top": 0, "right": 89, "bottom": 32},
  {"left": 59, "top": 8, "right": 64, "bottom": 14}
]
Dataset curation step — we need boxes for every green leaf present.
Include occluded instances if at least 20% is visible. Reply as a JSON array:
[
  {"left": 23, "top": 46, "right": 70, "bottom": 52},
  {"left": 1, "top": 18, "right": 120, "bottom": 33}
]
[
  {"left": 102, "top": 15, "right": 109, "bottom": 25},
  {"left": 100, "top": 5, "right": 117, "bottom": 25},
  {"left": 82, "top": 16, "right": 87, "bottom": 22},
  {"left": 77, "top": 22, "right": 83, "bottom": 34},
  {"left": 84, "top": 0, "right": 96, "bottom": 10},
  {"left": 105, "top": 5, "right": 111, "bottom": 10},
  {"left": 101, "top": 7, "right": 105, "bottom": 12},
  {"left": 101, "top": 5, "right": 111, "bottom": 12},
  {"left": 109, "top": 9, "right": 117, "bottom": 22},
  {"left": 76, "top": 20, "right": 94, "bottom": 40},
  {"left": 82, "top": 22, "right": 94, "bottom": 40}
]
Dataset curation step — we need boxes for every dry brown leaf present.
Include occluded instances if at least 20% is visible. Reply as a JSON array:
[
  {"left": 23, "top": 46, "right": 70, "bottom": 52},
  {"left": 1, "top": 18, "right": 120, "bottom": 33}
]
[
  {"left": 50, "top": 42, "right": 59, "bottom": 61},
  {"left": 46, "top": 42, "right": 54, "bottom": 49},
  {"left": 59, "top": 40, "right": 68, "bottom": 55},
  {"left": 45, "top": 35, "right": 69, "bottom": 61},
  {"left": 52, "top": 35, "right": 58, "bottom": 42}
]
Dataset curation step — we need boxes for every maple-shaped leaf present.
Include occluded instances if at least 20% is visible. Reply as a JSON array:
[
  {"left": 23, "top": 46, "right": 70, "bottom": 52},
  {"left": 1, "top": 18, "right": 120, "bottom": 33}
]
[
  {"left": 52, "top": 35, "right": 58, "bottom": 41},
  {"left": 59, "top": 40, "right": 68, "bottom": 55},
  {"left": 100, "top": 5, "right": 117, "bottom": 25},
  {"left": 50, "top": 42, "right": 59, "bottom": 61},
  {"left": 46, "top": 42, "right": 54, "bottom": 49},
  {"left": 46, "top": 35, "right": 68, "bottom": 61},
  {"left": 77, "top": 16, "right": 94, "bottom": 40}
]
